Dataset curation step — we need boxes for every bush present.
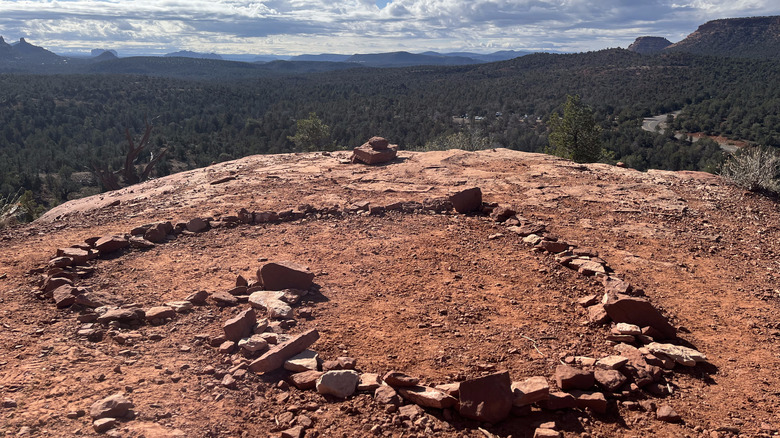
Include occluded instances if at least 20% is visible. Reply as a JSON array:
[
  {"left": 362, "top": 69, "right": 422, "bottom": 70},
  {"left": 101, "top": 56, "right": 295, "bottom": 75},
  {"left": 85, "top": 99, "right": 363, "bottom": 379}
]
[{"left": 720, "top": 146, "right": 780, "bottom": 194}]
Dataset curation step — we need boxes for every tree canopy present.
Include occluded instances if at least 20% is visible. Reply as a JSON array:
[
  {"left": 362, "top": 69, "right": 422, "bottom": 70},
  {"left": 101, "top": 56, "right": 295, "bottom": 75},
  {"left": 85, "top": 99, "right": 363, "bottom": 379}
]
[{"left": 548, "top": 95, "right": 603, "bottom": 163}]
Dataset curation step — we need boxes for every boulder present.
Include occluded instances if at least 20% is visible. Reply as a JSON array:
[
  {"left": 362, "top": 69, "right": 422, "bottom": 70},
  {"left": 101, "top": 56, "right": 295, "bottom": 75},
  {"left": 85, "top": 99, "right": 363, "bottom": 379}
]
[
  {"left": 257, "top": 262, "right": 315, "bottom": 291},
  {"left": 397, "top": 385, "right": 457, "bottom": 409},
  {"left": 316, "top": 370, "right": 360, "bottom": 399},
  {"left": 603, "top": 276, "right": 632, "bottom": 295},
  {"left": 143, "top": 222, "right": 170, "bottom": 243},
  {"left": 184, "top": 290, "right": 209, "bottom": 305},
  {"left": 89, "top": 393, "right": 133, "bottom": 420},
  {"left": 367, "top": 136, "right": 389, "bottom": 150},
  {"left": 511, "top": 376, "right": 550, "bottom": 406},
  {"left": 248, "top": 329, "right": 320, "bottom": 373},
  {"left": 449, "top": 187, "right": 482, "bottom": 214},
  {"left": 351, "top": 140, "right": 398, "bottom": 165},
  {"left": 603, "top": 294, "right": 676, "bottom": 339},
  {"left": 554, "top": 365, "right": 594, "bottom": 390},
  {"left": 458, "top": 371, "right": 513, "bottom": 424},
  {"left": 94, "top": 235, "right": 129, "bottom": 254},
  {"left": 223, "top": 308, "right": 256, "bottom": 342}
]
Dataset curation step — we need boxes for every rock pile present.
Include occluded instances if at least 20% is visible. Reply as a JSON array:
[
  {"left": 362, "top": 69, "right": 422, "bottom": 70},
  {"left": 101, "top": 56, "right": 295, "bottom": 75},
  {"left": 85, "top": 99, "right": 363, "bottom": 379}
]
[
  {"left": 30, "top": 183, "right": 710, "bottom": 436},
  {"left": 351, "top": 136, "right": 398, "bottom": 165}
]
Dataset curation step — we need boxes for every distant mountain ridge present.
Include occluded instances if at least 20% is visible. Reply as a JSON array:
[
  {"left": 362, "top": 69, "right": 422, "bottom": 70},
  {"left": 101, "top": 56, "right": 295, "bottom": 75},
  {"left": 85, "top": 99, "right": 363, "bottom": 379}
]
[
  {"left": 666, "top": 15, "right": 780, "bottom": 58},
  {"left": 165, "top": 50, "right": 222, "bottom": 60}
]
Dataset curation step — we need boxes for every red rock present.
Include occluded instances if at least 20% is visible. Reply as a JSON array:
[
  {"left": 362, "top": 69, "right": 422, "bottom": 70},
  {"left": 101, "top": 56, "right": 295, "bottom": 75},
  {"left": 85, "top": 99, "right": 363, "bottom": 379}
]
[
  {"left": 288, "top": 370, "right": 323, "bottom": 390},
  {"left": 578, "top": 261, "right": 606, "bottom": 276},
  {"left": 52, "top": 285, "right": 77, "bottom": 308},
  {"left": 656, "top": 404, "right": 681, "bottom": 422},
  {"left": 218, "top": 341, "right": 236, "bottom": 354},
  {"left": 143, "top": 222, "right": 169, "bottom": 243},
  {"left": 49, "top": 257, "right": 73, "bottom": 268},
  {"left": 594, "top": 369, "right": 627, "bottom": 392},
  {"left": 540, "top": 391, "right": 577, "bottom": 410},
  {"left": 128, "top": 236, "right": 155, "bottom": 249},
  {"left": 450, "top": 187, "right": 483, "bottom": 213},
  {"left": 236, "top": 274, "right": 248, "bottom": 287},
  {"left": 603, "top": 276, "right": 632, "bottom": 295},
  {"left": 248, "top": 329, "right": 320, "bottom": 373},
  {"left": 210, "top": 291, "right": 238, "bottom": 306},
  {"left": 257, "top": 261, "right": 315, "bottom": 291},
  {"left": 397, "top": 385, "right": 457, "bottom": 409},
  {"left": 43, "top": 276, "right": 73, "bottom": 293},
  {"left": 374, "top": 385, "right": 401, "bottom": 406},
  {"left": 578, "top": 294, "right": 599, "bottom": 307},
  {"left": 185, "top": 290, "right": 209, "bottom": 305},
  {"left": 435, "top": 382, "right": 460, "bottom": 397},
  {"left": 538, "top": 240, "right": 569, "bottom": 253},
  {"left": 281, "top": 426, "right": 304, "bottom": 438},
  {"left": 351, "top": 143, "right": 397, "bottom": 165},
  {"left": 382, "top": 371, "right": 419, "bottom": 387},
  {"left": 458, "top": 371, "right": 513, "bottom": 424},
  {"left": 145, "top": 306, "right": 176, "bottom": 323},
  {"left": 570, "top": 391, "right": 608, "bottom": 414},
  {"left": 534, "top": 429, "right": 560, "bottom": 438},
  {"left": 603, "top": 293, "right": 676, "bottom": 339},
  {"left": 223, "top": 308, "right": 256, "bottom": 342},
  {"left": 554, "top": 365, "right": 594, "bottom": 390},
  {"left": 490, "top": 206, "right": 516, "bottom": 222},
  {"left": 89, "top": 393, "right": 133, "bottom": 420},
  {"left": 186, "top": 217, "right": 209, "bottom": 233},
  {"left": 511, "top": 376, "right": 550, "bottom": 406},
  {"left": 57, "top": 247, "right": 97, "bottom": 265},
  {"left": 588, "top": 304, "right": 610, "bottom": 324},
  {"left": 368, "top": 136, "right": 390, "bottom": 150},
  {"left": 93, "top": 235, "right": 129, "bottom": 254},
  {"left": 96, "top": 308, "right": 145, "bottom": 324}
]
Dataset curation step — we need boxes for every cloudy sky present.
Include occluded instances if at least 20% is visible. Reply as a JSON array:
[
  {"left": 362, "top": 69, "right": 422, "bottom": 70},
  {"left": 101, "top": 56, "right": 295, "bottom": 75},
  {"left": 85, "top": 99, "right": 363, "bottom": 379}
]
[{"left": 0, "top": 0, "right": 778, "bottom": 56}]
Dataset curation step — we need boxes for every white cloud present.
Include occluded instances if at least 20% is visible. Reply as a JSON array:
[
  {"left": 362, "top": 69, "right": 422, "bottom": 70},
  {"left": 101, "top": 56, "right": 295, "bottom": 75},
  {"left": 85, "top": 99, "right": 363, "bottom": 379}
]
[{"left": 0, "top": 0, "right": 778, "bottom": 55}]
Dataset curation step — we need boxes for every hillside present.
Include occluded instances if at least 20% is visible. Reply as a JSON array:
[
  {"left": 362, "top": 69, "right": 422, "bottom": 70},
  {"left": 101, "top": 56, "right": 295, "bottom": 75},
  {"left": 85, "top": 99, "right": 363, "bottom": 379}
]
[
  {"left": 666, "top": 16, "right": 780, "bottom": 58},
  {"left": 627, "top": 37, "right": 672, "bottom": 55},
  {"left": 1, "top": 149, "right": 779, "bottom": 437}
]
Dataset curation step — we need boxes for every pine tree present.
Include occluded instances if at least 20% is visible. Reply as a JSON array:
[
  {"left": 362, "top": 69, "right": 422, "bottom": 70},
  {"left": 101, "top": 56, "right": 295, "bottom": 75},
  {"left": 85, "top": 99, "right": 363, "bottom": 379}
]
[{"left": 548, "top": 95, "right": 603, "bottom": 163}]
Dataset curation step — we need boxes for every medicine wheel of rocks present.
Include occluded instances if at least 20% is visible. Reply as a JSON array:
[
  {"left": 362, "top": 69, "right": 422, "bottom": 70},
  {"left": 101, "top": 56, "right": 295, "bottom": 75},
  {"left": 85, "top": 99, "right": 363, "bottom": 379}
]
[{"left": 33, "top": 187, "right": 709, "bottom": 437}]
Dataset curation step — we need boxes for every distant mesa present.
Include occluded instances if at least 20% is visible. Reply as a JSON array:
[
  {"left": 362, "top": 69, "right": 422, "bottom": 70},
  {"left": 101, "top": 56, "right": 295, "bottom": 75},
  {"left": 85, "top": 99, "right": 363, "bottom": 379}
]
[
  {"left": 665, "top": 15, "right": 780, "bottom": 59},
  {"left": 627, "top": 37, "right": 672, "bottom": 55},
  {"left": 165, "top": 50, "right": 223, "bottom": 60},
  {"left": 91, "top": 49, "right": 118, "bottom": 57}
]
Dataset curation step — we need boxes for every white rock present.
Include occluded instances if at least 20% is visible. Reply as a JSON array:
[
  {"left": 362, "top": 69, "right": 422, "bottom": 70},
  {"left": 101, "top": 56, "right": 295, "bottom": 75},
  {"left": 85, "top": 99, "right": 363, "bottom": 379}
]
[
  {"left": 316, "top": 370, "right": 360, "bottom": 399},
  {"left": 284, "top": 349, "right": 319, "bottom": 372},
  {"left": 616, "top": 323, "right": 642, "bottom": 336},
  {"left": 248, "top": 291, "right": 293, "bottom": 319},
  {"left": 165, "top": 301, "right": 194, "bottom": 313},
  {"left": 238, "top": 334, "right": 269, "bottom": 353},
  {"left": 647, "top": 342, "right": 707, "bottom": 367}
]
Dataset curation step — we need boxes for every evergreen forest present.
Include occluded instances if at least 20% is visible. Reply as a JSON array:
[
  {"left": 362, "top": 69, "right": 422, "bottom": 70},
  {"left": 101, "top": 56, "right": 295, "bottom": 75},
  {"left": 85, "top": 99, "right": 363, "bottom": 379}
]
[{"left": 2, "top": 48, "right": 779, "bottom": 211}]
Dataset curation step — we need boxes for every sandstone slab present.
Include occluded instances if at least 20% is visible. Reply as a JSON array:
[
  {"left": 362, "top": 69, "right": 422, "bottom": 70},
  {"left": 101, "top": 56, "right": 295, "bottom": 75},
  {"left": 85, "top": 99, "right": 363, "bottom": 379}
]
[
  {"left": 511, "top": 376, "right": 549, "bottom": 407},
  {"left": 397, "top": 385, "right": 457, "bottom": 409},
  {"left": 288, "top": 370, "right": 323, "bottom": 390},
  {"left": 458, "top": 371, "right": 513, "bottom": 424},
  {"left": 257, "top": 261, "right": 315, "bottom": 291},
  {"left": 284, "top": 349, "right": 319, "bottom": 372},
  {"left": 647, "top": 342, "right": 707, "bottom": 367},
  {"left": 223, "top": 308, "right": 256, "bottom": 342},
  {"left": 555, "top": 365, "right": 594, "bottom": 390},
  {"left": 248, "top": 329, "right": 320, "bottom": 373}
]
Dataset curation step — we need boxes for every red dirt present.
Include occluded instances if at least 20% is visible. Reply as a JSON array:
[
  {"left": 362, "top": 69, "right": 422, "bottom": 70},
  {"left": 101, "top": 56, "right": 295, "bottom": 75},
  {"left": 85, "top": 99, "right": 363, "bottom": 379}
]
[{"left": 1, "top": 149, "right": 779, "bottom": 437}]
